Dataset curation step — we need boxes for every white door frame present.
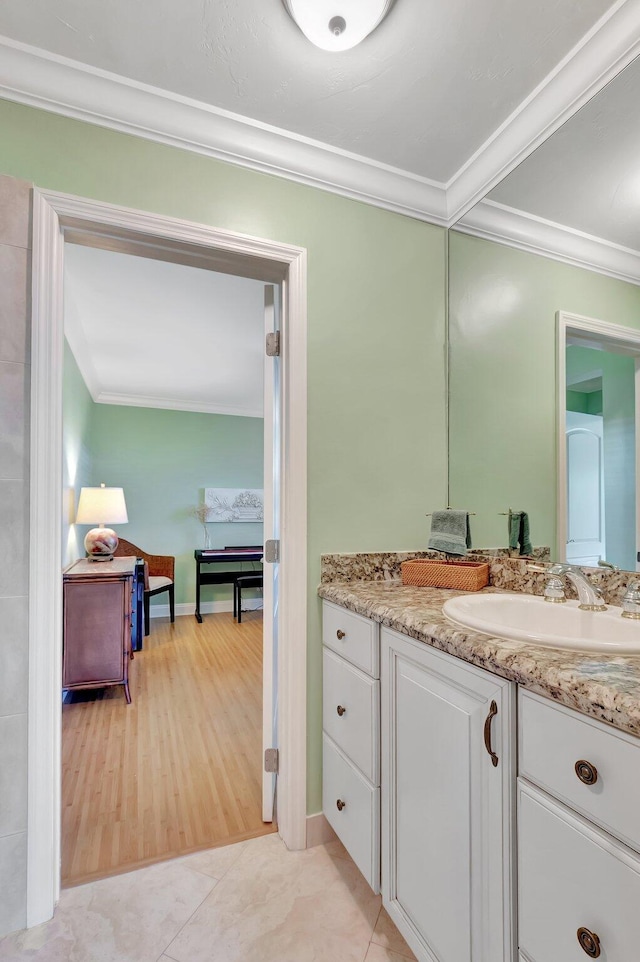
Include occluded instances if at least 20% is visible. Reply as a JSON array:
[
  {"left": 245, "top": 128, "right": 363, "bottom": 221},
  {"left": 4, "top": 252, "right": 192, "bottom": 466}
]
[
  {"left": 556, "top": 310, "right": 640, "bottom": 563},
  {"left": 28, "top": 188, "right": 308, "bottom": 926}
]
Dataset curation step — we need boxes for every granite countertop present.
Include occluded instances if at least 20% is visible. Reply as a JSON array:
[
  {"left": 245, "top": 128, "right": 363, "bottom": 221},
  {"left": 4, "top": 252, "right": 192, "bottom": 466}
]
[{"left": 318, "top": 580, "right": 640, "bottom": 739}]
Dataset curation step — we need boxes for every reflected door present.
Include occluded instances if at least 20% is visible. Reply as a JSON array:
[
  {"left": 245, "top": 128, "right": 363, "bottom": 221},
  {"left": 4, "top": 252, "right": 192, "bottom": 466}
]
[{"left": 566, "top": 412, "right": 604, "bottom": 565}]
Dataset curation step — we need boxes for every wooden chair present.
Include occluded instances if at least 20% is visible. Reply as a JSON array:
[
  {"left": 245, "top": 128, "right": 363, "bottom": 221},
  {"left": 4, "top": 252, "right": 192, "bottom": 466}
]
[{"left": 115, "top": 538, "right": 175, "bottom": 635}]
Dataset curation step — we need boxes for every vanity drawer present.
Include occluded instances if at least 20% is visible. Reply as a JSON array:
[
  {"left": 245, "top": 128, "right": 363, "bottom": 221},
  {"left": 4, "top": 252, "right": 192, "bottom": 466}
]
[
  {"left": 322, "top": 601, "right": 379, "bottom": 677},
  {"left": 323, "top": 648, "right": 379, "bottom": 784},
  {"left": 518, "top": 780, "right": 640, "bottom": 962},
  {"left": 323, "top": 733, "right": 380, "bottom": 893},
  {"left": 519, "top": 689, "right": 640, "bottom": 851}
]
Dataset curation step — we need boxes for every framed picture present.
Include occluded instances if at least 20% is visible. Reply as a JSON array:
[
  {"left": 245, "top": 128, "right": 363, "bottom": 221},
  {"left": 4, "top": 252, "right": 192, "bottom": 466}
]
[{"left": 204, "top": 488, "right": 264, "bottom": 523}]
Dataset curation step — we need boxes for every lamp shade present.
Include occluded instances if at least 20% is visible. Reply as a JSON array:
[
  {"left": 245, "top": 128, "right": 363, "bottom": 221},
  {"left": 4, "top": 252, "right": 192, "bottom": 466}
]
[{"left": 76, "top": 485, "right": 128, "bottom": 525}]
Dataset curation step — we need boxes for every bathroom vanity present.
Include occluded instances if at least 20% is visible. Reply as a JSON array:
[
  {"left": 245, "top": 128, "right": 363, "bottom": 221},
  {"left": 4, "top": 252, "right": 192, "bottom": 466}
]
[{"left": 319, "top": 574, "right": 640, "bottom": 962}]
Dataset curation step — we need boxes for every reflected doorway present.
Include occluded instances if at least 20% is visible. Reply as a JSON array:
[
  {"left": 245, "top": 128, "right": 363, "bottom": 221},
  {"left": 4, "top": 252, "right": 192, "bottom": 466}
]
[{"left": 558, "top": 312, "right": 640, "bottom": 572}]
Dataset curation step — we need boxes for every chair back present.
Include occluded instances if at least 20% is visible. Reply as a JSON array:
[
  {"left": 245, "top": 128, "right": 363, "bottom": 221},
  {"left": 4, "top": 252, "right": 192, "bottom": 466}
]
[{"left": 114, "top": 538, "right": 175, "bottom": 587}]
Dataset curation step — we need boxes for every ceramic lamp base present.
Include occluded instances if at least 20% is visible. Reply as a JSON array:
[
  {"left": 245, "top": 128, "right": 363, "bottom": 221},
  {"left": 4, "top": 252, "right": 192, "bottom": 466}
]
[{"left": 84, "top": 526, "right": 118, "bottom": 561}]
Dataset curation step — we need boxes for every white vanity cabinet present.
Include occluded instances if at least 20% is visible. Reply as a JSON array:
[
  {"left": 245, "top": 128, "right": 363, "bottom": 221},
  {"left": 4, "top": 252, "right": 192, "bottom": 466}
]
[
  {"left": 321, "top": 601, "right": 381, "bottom": 892},
  {"left": 381, "top": 626, "right": 516, "bottom": 962},
  {"left": 322, "top": 596, "right": 640, "bottom": 962},
  {"left": 518, "top": 690, "right": 640, "bottom": 962}
]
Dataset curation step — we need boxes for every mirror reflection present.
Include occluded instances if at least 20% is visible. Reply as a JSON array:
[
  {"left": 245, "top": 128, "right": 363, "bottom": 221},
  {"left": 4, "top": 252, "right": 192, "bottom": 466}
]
[
  {"left": 448, "top": 56, "right": 640, "bottom": 567},
  {"left": 562, "top": 317, "right": 640, "bottom": 572}
]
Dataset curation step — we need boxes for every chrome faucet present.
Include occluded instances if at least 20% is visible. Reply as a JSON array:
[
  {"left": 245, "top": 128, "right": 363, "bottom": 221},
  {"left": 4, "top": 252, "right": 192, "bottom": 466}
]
[{"left": 547, "top": 564, "right": 607, "bottom": 611}]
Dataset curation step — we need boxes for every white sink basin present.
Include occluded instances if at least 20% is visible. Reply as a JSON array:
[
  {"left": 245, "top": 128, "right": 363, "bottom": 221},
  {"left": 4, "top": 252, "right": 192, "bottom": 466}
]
[{"left": 442, "top": 592, "right": 640, "bottom": 653}]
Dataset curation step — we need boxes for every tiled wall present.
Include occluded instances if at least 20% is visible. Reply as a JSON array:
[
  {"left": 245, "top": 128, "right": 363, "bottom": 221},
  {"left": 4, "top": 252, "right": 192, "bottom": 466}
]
[{"left": 0, "top": 174, "right": 32, "bottom": 936}]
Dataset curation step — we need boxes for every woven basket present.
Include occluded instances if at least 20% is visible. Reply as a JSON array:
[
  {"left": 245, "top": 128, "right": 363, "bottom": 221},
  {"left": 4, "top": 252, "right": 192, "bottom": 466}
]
[{"left": 401, "top": 559, "right": 489, "bottom": 591}]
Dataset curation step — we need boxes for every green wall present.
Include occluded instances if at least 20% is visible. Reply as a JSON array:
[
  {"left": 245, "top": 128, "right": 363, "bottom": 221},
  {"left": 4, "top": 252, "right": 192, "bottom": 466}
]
[
  {"left": 566, "top": 345, "right": 635, "bottom": 569},
  {"left": 566, "top": 389, "right": 603, "bottom": 416},
  {"left": 62, "top": 339, "right": 264, "bottom": 601},
  {"left": 89, "top": 403, "right": 264, "bottom": 606},
  {"left": 448, "top": 231, "right": 640, "bottom": 555},
  {"left": 0, "top": 98, "right": 448, "bottom": 815},
  {"left": 62, "top": 339, "right": 94, "bottom": 566}
]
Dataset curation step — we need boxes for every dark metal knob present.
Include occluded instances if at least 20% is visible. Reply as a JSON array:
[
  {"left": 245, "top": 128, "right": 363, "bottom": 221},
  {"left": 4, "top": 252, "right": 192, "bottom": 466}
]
[
  {"left": 336, "top": 705, "right": 346, "bottom": 716},
  {"left": 575, "top": 759, "right": 598, "bottom": 786},
  {"left": 336, "top": 630, "right": 346, "bottom": 640},
  {"left": 336, "top": 798, "right": 346, "bottom": 811},
  {"left": 577, "top": 927, "right": 601, "bottom": 958}
]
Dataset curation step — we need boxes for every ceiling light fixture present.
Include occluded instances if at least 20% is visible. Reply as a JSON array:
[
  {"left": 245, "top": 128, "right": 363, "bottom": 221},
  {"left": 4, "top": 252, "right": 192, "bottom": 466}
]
[{"left": 283, "top": 0, "right": 394, "bottom": 52}]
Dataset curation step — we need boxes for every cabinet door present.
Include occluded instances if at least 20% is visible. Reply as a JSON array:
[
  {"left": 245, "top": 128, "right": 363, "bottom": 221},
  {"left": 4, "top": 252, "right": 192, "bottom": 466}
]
[
  {"left": 63, "top": 579, "right": 127, "bottom": 686},
  {"left": 381, "top": 628, "right": 515, "bottom": 962}
]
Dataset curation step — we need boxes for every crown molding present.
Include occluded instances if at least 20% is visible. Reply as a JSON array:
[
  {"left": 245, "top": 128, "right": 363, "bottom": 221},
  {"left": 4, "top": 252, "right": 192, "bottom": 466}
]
[
  {"left": 455, "top": 199, "right": 640, "bottom": 286},
  {"left": 1, "top": 5, "right": 638, "bottom": 233},
  {"left": 446, "top": 0, "right": 640, "bottom": 222},
  {"left": 0, "top": 35, "right": 448, "bottom": 225},
  {"left": 96, "top": 391, "right": 264, "bottom": 418}
]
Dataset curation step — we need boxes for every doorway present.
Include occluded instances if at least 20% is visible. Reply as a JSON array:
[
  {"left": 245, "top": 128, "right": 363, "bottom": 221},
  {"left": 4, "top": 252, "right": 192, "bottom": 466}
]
[
  {"left": 28, "top": 190, "right": 307, "bottom": 926},
  {"left": 557, "top": 311, "right": 640, "bottom": 571},
  {"left": 60, "top": 243, "right": 276, "bottom": 884}
]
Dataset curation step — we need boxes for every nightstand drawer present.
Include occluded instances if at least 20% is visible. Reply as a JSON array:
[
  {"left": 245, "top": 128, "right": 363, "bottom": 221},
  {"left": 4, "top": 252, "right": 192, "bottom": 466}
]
[
  {"left": 323, "top": 648, "right": 379, "bottom": 784},
  {"left": 323, "top": 733, "right": 380, "bottom": 893},
  {"left": 519, "top": 781, "right": 640, "bottom": 962},
  {"left": 519, "top": 689, "right": 640, "bottom": 851},
  {"left": 322, "top": 601, "right": 379, "bottom": 677}
]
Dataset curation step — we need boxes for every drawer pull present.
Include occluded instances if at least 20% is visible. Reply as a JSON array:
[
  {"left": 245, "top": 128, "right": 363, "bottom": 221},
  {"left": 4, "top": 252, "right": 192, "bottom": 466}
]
[
  {"left": 577, "top": 927, "right": 601, "bottom": 958},
  {"left": 336, "top": 798, "right": 346, "bottom": 811},
  {"left": 483, "top": 699, "right": 499, "bottom": 767},
  {"left": 575, "top": 759, "right": 598, "bottom": 786},
  {"left": 336, "top": 705, "right": 346, "bottom": 716},
  {"left": 336, "top": 629, "right": 346, "bottom": 640}
]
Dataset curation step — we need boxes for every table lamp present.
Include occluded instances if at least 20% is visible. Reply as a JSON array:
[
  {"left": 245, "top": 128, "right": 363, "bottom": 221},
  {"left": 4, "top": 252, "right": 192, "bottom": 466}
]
[{"left": 76, "top": 483, "right": 128, "bottom": 561}]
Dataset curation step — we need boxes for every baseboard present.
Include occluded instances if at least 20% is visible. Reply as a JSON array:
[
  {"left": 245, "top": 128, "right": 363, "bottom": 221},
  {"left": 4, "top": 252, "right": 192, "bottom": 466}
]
[
  {"left": 150, "top": 599, "right": 263, "bottom": 619},
  {"left": 306, "top": 812, "right": 337, "bottom": 849}
]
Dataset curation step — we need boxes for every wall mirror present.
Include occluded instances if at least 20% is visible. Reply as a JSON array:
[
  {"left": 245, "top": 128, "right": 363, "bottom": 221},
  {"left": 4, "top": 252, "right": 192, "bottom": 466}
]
[{"left": 447, "top": 55, "right": 640, "bottom": 569}]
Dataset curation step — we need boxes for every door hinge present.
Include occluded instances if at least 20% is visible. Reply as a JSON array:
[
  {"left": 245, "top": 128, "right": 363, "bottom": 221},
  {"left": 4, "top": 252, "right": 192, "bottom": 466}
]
[
  {"left": 264, "top": 748, "right": 279, "bottom": 773},
  {"left": 266, "top": 332, "right": 281, "bottom": 357},
  {"left": 264, "top": 539, "right": 280, "bottom": 563}
]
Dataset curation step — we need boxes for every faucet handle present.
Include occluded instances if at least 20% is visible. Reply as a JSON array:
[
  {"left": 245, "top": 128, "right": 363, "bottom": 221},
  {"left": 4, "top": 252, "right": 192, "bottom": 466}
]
[
  {"left": 544, "top": 576, "right": 566, "bottom": 604},
  {"left": 622, "top": 581, "right": 640, "bottom": 620},
  {"left": 548, "top": 562, "right": 583, "bottom": 575}
]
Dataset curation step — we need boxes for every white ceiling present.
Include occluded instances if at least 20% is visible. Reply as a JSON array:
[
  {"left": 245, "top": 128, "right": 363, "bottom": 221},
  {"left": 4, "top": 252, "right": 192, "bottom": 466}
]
[
  {"left": 0, "top": 0, "right": 612, "bottom": 182},
  {"left": 1, "top": 1, "right": 640, "bottom": 272},
  {"left": 63, "top": 244, "right": 265, "bottom": 417},
  {"left": 1, "top": 0, "right": 639, "bottom": 227}
]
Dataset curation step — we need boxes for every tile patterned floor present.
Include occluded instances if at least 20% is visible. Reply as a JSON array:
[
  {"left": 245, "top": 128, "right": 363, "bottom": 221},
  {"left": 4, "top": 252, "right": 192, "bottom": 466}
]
[{"left": 0, "top": 834, "right": 416, "bottom": 962}]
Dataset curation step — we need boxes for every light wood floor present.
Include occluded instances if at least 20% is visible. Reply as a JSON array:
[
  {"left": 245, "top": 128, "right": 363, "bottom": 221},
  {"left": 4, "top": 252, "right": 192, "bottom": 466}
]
[{"left": 61, "top": 610, "right": 275, "bottom": 888}]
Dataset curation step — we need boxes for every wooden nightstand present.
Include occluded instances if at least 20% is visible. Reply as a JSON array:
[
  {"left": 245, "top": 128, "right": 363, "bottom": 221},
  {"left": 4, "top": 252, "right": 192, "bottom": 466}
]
[{"left": 62, "top": 557, "right": 140, "bottom": 703}]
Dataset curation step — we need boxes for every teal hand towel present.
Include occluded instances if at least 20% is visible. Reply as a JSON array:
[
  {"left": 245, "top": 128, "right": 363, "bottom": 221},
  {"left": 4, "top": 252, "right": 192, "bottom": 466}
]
[
  {"left": 428, "top": 510, "right": 471, "bottom": 556},
  {"left": 509, "top": 510, "right": 533, "bottom": 556}
]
